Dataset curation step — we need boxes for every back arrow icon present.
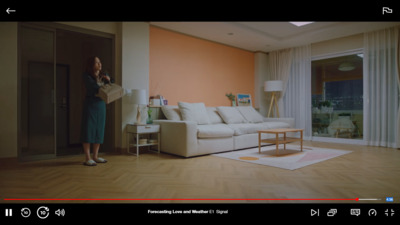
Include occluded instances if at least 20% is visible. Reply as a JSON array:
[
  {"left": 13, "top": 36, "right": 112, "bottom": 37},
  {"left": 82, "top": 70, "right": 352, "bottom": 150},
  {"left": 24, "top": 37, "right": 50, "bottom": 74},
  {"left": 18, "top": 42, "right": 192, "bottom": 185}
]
[{"left": 6, "top": 8, "right": 16, "bottom": 14}]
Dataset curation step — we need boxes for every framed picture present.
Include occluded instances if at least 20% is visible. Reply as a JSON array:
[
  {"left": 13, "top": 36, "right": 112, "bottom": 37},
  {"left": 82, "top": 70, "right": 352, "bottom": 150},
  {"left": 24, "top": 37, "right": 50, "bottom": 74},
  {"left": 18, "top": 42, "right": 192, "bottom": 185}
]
[{"left": 237, "top": 93, "right": 252, "bottom": 106}]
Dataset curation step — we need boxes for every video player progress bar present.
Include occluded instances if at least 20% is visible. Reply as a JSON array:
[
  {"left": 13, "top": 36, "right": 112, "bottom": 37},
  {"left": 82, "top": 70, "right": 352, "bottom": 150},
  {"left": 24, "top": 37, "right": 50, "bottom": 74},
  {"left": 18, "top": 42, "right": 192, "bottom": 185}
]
[{"left": 4, "top": 198, "right": 363, "bottom": 201}]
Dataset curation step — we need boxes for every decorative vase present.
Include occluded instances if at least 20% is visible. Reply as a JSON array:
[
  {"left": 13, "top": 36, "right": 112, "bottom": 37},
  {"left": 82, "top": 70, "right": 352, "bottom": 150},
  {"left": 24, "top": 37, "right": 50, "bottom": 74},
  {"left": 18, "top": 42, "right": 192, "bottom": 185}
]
[
  {"left": 232, "top": 100, "right": 236, "bottom": 107},
  {"left": 146, "top": 114, "right": 153, "bottom": 124}
]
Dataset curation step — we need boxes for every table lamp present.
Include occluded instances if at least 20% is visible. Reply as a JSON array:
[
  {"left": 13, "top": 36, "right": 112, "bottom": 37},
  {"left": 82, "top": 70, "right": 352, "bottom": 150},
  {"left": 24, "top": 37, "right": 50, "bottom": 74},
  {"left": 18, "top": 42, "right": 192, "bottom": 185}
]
[
  {"left": 131, "top": 89, "right": 147, "bottom": 125},
  {"left": 264, "top": 80, "right": 283, "bottom": 117}
]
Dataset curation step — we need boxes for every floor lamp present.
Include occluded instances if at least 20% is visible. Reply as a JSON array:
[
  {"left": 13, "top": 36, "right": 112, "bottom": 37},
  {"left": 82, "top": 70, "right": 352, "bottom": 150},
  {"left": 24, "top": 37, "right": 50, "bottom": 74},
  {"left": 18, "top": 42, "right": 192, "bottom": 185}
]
[
  {"left": 131, "top": 89, "right": 147, "bottom": 125},
  {"left": 264, "top": 80, "right": 283, "bottom": 117}
]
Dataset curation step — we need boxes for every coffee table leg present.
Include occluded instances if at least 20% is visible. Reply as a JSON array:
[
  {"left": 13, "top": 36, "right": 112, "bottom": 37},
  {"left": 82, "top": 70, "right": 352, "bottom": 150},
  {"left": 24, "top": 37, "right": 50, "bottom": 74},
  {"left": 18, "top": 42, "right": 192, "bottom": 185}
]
[
  {"left": 300, "top": 130, "right": 303, "bottom": 151},
  {"left": 284, "top": 132, "right": 286, "bottom": 151},
  {"left": 258, "top": 132, "right": 261, "bottom": 154}
]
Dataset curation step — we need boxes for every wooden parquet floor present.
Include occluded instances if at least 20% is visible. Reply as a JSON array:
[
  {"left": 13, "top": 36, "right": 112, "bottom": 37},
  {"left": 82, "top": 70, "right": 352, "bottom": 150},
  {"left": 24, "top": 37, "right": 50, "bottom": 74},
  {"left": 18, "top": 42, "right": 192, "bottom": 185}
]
[{"left": 1, "top": 141, "right": 400, "bottom": 204}]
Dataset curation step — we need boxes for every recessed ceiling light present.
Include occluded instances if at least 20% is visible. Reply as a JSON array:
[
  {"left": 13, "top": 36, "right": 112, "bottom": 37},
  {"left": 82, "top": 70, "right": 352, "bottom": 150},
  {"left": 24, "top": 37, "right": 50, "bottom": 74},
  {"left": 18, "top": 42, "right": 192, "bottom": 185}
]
[{"left": 289, "top": 22, "right": 314, "bottom": 27}]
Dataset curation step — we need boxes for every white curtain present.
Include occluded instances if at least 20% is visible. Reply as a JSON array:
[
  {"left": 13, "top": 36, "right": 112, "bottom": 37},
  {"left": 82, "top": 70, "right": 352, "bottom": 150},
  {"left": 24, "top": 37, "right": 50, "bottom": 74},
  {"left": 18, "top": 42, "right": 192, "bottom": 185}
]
[
  {"left": 283, "top": 45, "right": 312, "bottom": 138},
  {"left": 364, "top": 26, "right": 399, "bottom": 148},
  {"left": 397, "top": 28, "right": 400, "bottom": 149},
  {"left": 266, "top": 48, "right": 293, "bottom": 114}
]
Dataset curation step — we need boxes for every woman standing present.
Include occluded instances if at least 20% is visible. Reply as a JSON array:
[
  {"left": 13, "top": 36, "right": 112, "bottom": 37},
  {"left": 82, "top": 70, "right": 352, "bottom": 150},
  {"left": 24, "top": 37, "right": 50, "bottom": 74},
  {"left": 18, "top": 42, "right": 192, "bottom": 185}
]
[{"left": 81, "top": 56, "right": 111, "bottom": 166}]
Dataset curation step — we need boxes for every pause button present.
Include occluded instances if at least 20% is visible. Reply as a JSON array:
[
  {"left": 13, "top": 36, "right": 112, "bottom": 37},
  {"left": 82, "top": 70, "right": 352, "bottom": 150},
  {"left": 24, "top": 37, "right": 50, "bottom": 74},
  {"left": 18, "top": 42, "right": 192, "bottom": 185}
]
[{"left": 5, "top": 209, "right": 12, "bottom": 217}]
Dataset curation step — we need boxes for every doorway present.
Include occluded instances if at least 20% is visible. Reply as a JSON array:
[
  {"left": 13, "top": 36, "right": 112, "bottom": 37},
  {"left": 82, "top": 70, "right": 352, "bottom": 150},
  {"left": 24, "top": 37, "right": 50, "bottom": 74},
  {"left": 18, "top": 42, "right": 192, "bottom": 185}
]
[
  {"left": 311, "top": 50, "right": 364, "bottom": 145},
  {"left": 19, "top": 23, "right": 115, "bottom": 161}
]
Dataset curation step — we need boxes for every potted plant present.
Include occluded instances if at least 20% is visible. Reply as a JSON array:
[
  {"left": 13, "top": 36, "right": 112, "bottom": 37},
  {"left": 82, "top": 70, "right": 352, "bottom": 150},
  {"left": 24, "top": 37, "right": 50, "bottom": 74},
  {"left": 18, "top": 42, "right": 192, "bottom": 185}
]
[
  {"left": 226, "top": 93, "right": 236, "bottom": 106},
  {"left": 146, "top": 107, "right": 153, "bottom": 124},
  {"left": 319, "top": 100, "right": 333, "bottom": 113}
]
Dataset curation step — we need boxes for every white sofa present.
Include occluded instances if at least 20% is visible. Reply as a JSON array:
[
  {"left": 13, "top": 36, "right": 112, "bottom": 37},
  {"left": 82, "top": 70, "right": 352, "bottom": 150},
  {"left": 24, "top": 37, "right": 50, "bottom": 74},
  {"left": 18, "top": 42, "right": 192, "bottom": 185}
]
[{"left": 154, "top": 102, "right": 295, "bottom": 157}]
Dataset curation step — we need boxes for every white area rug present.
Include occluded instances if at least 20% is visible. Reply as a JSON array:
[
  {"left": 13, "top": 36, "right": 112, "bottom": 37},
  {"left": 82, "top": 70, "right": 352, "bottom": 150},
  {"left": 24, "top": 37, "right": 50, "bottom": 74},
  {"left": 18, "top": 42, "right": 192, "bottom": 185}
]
[{"left": 212, "top": 145, "right": 352, "bottom": 170}]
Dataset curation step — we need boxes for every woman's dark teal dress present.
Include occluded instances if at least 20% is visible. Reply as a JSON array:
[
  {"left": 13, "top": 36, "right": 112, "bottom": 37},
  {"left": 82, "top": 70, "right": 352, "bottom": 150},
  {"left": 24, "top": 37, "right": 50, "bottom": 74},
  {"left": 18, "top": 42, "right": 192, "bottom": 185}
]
[{"left": 80, "top": 73, "right": 109, "bottom": 144}]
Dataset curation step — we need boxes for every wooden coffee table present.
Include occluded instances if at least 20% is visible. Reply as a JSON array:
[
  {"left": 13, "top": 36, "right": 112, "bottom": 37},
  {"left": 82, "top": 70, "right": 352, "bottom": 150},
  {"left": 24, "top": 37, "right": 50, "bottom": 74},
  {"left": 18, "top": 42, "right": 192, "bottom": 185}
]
[{"left": 258, "top": 128, "right": 303, "bottom": 155}]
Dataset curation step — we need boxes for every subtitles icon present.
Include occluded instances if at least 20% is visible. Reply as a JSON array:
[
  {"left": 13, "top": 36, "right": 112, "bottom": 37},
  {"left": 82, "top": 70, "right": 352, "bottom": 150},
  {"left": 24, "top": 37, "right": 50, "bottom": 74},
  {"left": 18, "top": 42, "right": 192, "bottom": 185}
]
[
  {"left": 382, "top": 7, "right": 393, "bottom": 15},
  {"left": 350, "top": 209, "right": 361, "bottom": 216}
]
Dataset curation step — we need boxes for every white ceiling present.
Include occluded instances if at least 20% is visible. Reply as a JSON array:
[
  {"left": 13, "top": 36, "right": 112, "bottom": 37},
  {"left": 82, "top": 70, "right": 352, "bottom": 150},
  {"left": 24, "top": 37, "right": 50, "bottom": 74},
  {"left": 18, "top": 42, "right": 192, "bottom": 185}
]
[{"left": 150, "top": 22, "right": 400, "bottom": 52}]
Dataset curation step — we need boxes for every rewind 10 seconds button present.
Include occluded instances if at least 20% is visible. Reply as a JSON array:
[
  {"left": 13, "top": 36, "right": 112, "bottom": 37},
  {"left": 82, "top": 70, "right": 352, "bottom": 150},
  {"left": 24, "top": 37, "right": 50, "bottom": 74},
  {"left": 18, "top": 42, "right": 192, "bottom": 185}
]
[{"left": 21, "top": 208, "right": 31, "bottom": 218}]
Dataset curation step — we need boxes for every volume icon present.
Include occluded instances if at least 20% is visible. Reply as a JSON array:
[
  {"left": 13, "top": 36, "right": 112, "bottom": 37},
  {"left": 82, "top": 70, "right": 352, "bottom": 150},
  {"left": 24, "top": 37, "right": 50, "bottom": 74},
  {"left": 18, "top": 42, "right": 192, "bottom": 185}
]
[{"left": 55, "top": 209, "right": 65, "bottom": 217}]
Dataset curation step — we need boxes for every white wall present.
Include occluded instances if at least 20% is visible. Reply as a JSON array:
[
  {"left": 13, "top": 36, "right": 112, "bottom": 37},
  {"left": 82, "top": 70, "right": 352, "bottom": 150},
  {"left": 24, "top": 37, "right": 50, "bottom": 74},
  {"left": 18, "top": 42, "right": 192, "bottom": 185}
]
[{"left": 119, "top": 22, "right": 150, "bottom": 150}]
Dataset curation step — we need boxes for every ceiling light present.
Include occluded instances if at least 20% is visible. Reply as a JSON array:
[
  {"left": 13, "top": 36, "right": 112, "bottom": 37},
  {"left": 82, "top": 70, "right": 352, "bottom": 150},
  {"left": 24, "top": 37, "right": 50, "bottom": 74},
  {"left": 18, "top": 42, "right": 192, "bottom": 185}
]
[
  {"left": 289, "top": 22, "right": 314, "bottom": 27},
  {"left": 338, "top": 62, "right": 355, "bottom": 71}
]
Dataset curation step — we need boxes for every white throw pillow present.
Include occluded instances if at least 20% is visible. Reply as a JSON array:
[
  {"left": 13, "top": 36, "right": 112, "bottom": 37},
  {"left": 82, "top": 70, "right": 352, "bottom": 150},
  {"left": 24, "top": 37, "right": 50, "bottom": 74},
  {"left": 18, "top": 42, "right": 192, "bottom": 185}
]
[
  {"left": 206, "top": 107, "right": 224, "bottom": 124},
  {"left": 178, "top": 102, "right": 210, "bottom": 125},
  {"left": 236, "top": 106, "right": 264, "bottom": 123},
  {"left": 161, "top": 105, "right": 182, "bottom": 121},
  {"left": 216, "top": 106, "right": 246, "bottom": 124}
]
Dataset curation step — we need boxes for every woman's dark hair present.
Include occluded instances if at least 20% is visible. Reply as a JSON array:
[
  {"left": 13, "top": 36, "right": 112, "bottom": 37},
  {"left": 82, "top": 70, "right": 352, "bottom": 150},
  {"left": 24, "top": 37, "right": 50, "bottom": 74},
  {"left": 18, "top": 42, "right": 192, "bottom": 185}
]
[{"left": 85, "top": 56, "right": 100, "bottom": 77}]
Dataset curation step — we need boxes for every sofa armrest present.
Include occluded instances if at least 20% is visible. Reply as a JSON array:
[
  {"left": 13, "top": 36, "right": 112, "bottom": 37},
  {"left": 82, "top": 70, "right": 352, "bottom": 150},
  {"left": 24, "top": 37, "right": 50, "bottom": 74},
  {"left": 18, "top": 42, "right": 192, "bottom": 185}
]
[
  {"left": 263, "top": 117, "right": 295, "bottom": 128},
  {"left": 153, "top": 120, "right": 198, "bottom": 157}
]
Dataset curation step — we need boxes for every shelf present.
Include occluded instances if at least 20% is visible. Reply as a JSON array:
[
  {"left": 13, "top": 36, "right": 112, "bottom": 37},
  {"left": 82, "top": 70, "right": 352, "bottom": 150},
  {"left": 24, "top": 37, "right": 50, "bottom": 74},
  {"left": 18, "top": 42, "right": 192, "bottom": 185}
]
[
  {"left": 260, "top": 137, "right": 302, "bottom": 144},
  {"left": 130, "top": 143, "right": 158, "bottom": 147}
]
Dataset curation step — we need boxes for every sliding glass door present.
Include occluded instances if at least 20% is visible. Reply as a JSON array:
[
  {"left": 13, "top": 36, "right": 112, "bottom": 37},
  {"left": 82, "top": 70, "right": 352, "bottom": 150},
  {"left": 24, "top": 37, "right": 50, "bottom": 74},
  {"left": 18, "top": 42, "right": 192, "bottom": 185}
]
[{"left": 311, "top": 51, "right": 364, "bottom": 142}]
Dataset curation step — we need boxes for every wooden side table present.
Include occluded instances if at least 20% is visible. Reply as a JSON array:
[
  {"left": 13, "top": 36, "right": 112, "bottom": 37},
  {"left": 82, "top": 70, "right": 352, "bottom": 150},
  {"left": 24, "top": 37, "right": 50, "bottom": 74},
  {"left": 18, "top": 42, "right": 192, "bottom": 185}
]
[
  {"left": 127, "top": 124, "right": 160, "bottom": 156},
  {"left": 258, "top": 128, "right": 303, "bottom": 155}
]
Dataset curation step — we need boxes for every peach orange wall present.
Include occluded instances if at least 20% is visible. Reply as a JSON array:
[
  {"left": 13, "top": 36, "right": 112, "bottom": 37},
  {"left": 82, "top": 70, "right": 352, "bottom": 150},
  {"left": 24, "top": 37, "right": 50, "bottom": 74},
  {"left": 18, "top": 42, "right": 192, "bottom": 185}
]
[{"left": 149, "top": 26, "right": 255, "bottom": 107}]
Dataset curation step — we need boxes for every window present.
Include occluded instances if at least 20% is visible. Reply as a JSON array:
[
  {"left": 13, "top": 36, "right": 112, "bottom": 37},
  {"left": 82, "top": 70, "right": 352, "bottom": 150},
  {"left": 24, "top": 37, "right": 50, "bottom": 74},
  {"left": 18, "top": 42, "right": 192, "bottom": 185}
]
[{"left": 311, "top": 53, "right": 363, "bottom": 139}]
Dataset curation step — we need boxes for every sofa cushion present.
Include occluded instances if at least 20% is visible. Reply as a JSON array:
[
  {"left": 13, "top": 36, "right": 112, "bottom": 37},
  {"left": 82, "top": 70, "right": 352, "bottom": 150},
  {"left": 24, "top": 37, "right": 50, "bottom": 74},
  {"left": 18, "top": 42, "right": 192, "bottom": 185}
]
[
  {"left": 216, "top": 106, "right": 246, "bottom": 124},
  {"left": 206, "top": 107, "right": 224, "bottom": 124},
  {"left": 228, "top": 122, "right": 290, "bottom": 136},
  {"left": 262, "top": 121, "right": 291, "bottom": 129},
  {"left": 178, "top": 102, "right": 210, "bottom": 125},
  {"left": 161, "top": 105, "right": 182, "bottom": 121},
  {"left": 197, "top": 124, "right": 234, "bottom": 138},
  {"left": 227, "top": 123, "right": 265, "bottom": 135},
  {"left": 236, "top": 106, "right": 264, "bottom": 123}
]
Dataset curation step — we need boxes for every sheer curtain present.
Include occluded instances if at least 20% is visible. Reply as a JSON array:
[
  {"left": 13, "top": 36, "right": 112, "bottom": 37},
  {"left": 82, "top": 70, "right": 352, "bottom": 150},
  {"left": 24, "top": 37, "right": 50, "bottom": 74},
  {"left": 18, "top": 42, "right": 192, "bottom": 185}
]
[
  {"left": 364, "top": 26, "right": 399, "bottom": 148},
  {"left": 266, "top": 48, "right": 293, "bottom": 114},
  {"left": 283, "top": 45, "right": 312, "bottom": 138}
]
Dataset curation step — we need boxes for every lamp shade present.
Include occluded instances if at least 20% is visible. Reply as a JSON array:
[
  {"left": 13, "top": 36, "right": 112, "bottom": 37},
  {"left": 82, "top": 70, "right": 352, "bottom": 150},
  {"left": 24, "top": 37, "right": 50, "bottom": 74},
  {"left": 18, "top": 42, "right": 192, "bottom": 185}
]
[
  {"left": 131, "top": 89, "right": 147, "bottom": 105},
  {"left": 264, "top": 80, "right": 283, "bottom": 92}
]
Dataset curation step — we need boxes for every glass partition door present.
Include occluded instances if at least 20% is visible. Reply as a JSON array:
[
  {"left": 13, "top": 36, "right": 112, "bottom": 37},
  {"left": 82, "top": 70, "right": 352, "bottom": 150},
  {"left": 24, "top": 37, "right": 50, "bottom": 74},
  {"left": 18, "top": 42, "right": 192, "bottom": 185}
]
[{"left": 311, "top": 52, "right": 363, "bottom": 141}]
